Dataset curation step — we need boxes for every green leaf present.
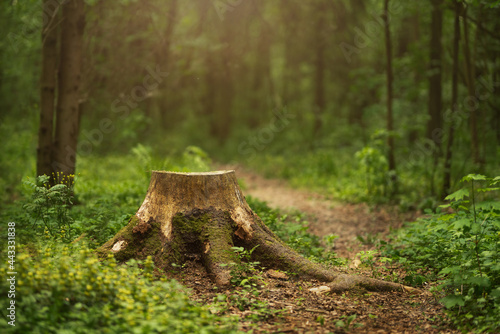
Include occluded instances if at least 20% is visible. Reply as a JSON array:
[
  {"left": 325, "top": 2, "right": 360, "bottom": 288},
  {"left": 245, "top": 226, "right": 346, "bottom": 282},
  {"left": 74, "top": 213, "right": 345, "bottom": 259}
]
[
  {"left": 480, "top": 251, "right": 495, "bottom": 258},
  {"left": 491, "top": 176, "right": 500, "bottom": 185},
  {"left": 467, "top": 276, "right": 491, "bottom": 288},
  {"left": 445, "top": 188, "right": 469, "bottom": 201},
  {"left": 440, "top": 295, "right": 465, "bottom": 308},
  {"left": 461, "top": 174, "right": 487, "bottom": 182},
  {"left": 438, "top": 214, "right": 456, "bottom": 221},
  {"left": 476, "top": 187, "right": 500, "bottom": 193},
  {"left": 475, "top": 201, "right": 500, "bottom": 211},
  {"left": 439, "top": 266, "right": 461, "bottom": 275},
  {"left": 452, "top": 218, "right": 472, "bottom": 230}
]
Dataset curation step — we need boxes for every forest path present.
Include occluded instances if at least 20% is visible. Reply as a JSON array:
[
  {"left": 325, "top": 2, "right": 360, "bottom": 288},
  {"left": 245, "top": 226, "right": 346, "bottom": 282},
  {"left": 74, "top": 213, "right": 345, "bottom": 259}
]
[
  {"left": 189, "top": 165, "right": 457, "bottom": 333},
  {"left": 230, "top": 165, "right": 420, "bottom": 258}
]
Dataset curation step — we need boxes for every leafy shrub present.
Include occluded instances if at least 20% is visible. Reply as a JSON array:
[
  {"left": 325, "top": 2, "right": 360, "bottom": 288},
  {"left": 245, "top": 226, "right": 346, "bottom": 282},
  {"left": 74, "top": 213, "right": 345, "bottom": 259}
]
[
  {"left": 382, "top": 174, "right": 500, "bottom": 332},
  {"left": 0, "top": 241, "right": 239, "bottom": 334},
  {"left": 23, "top": 175, "right": 74, "bottom": 242}
]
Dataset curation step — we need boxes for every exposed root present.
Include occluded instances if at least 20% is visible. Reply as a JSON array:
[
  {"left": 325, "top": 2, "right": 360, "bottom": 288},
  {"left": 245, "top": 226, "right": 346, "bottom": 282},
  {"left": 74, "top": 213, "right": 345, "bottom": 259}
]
[
  {"left": 326, "top": 274, "right": 405, "bottom": 293},
  {"left": 202, "top": 244, "right": 232, "bottom": 286},
  {"left": 238, "top": 216, "right": 419, "bottom": 294}
]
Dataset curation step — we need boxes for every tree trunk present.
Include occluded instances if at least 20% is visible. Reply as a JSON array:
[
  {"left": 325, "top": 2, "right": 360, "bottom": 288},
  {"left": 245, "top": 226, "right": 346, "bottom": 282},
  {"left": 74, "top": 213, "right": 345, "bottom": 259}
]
[
  {"left": 158, "top": 0, "right": 178, "bottom": 130},
  {"left": 427, "top": 0, "right": 444, "bottom": 195},
  {"left": 53, "top": 0, "right": 85, "bottom": 182},
  {"left": 383, "top": 0, "right": 397, "bottom": 196},
  {"left": 463, "top": 6, "right": 481, "bottom": 168},
  {"left": 427, "top": 0, "right": 443, "bottom": 146},
  {"left": 280, "top": 0, "right": 299, "bottom": 110},
  {"left": 442, "top": 0, "right": 461, "bottom": 197},
  {"left": 99, "top": 171, "right": 417, "bottom": 293},
  {"left": 37, "top": 0, "right": 59, "bottom": 179},
  {"left": 313, "top": 0, "right": 326, "bottom": 138}
]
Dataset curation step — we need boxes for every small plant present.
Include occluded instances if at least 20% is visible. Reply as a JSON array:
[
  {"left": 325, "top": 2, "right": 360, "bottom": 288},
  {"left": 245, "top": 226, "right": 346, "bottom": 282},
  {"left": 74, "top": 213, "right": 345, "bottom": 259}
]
[
  {"left": 354, "top": 130, "right": 395, "bottom": 201},
  {"left": 23, "top": 174, "right": 74, "bottom": 241},
  {"left": 335, "top": 314, "right": 363, "bottom": 330},
  {"left": 215, "top": 246, "right": 282, "bottom": 322},
  {"left": 357, "top": 250, "right": 378, "bottom": 273},
  {"left": 381, "top": 174, "right": 500, "bottom": 332},
  {"left": 221, "top": 246, "right": 263, "bottom": 288}
]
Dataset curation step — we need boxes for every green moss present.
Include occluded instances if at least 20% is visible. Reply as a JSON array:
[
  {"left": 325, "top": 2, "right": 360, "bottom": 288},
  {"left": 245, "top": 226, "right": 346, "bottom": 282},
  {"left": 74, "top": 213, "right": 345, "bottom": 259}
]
[
  {"left": 172, "top": 212, "right": 207, "bottom": 236},
  {"left": 99, "top": 208, "right": 241, "bottom": 275},
  {"left": 172, "top": 209, "right": 238, "bottom": 265},
  {"left": 204, "top": 211, "right": 237, "bottom": 264}
]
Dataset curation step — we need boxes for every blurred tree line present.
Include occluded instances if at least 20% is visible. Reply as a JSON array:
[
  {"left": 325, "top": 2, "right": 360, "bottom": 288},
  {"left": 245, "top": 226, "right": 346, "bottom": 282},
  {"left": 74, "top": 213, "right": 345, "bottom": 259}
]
[{"left": 0, "top": 0, "right": 499, "bottom": 200}]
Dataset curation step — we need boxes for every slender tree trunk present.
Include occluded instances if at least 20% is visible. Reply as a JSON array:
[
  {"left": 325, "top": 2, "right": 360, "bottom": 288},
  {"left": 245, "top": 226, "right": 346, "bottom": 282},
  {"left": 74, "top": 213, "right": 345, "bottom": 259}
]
[
  {"left": 427, "top": 0, "right": 443, "bottom": 195},
  {"left": 53, "top": 0, "right": 85, "bottom": 182},
  {"left": 383, "top": 0, "right": 397, "bottom": 195},
  {"left": 407, "top": 13, "right": 421, "bottom": 145},
  {"left": 427, "top": 0, "right": 444, "bottom": 146},
  {"left": 280, "top": 0, "right": 299, "bottom": 109},
  {"left": 474, "top": 5, "right": 485, "bottom": 168},
  {"left": 217, "top": 48, "right": 234, "bottom": 143},
  {"left": 442, "top": 0, "right": 461, "bottom": 197},
  {"left": 313, "top": 0, "right": 326, "bottom": 138},
  {"left": 37, "top": 0, "right": 59, "bottom": 179},
  {"left": 204, "top": 51, "right": 216, "bottom": 136},
  {"left": 158, "top": 0, "right": 178, "bottom": 129},
  {"left": 462, "top": 6, "right": 480, "bottom": 168},
  {"left": 249, "top": 22, "right": 270, "bottom": 129},
  {"left": 495, "top": 49, "right": 500, "bottom": 145}
]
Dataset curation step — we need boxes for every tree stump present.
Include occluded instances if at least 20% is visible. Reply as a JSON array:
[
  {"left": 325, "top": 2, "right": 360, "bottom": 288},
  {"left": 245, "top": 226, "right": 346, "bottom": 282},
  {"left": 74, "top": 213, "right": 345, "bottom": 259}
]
[{"left": 99, "top": 170, "right": 416, "bottom": 293}]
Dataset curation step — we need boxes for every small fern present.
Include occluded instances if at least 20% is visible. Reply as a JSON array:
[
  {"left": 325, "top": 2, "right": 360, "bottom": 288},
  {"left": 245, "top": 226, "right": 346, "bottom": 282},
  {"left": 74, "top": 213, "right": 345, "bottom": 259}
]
[{"left": 23, "top": 175, "right": 74, "bottom": 241}]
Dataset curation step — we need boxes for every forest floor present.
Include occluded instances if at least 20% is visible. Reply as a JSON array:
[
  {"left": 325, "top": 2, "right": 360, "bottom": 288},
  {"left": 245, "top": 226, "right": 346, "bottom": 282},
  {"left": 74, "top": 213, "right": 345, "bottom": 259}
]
[{"left": 167, "top": 166, "right": 459, "bottom": 333}]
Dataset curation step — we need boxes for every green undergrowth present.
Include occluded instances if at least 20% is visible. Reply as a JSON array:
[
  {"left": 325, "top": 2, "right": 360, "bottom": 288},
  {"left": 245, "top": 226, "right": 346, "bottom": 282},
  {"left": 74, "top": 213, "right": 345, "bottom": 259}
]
[
  {"left": 0, "top": 241, "right": 239, "bottom": 334},
  {"left": 242, "top": 131, "right": 500, "bottom": 208},
  {"left": 215, "top": 246, "right": 284, "bottom": 323},
  {"left": 0, "top": 147, "right": 347, "bottom": 332},
  {"left": 381, "top": 174, "right": 500, "bottom": 332}
]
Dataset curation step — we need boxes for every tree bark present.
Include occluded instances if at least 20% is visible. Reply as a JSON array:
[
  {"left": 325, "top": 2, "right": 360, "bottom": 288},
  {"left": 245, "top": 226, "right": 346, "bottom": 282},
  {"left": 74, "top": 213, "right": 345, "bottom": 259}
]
[
  {"left": 53, "top": 0, "right": 85, "bottom": 182},
  {"left": 427, "top": 0, "right": 444, "bottom": 145},
  {"left": 313, "top": 0, "right": 327, "bottom": 138},
  {"left": 427, "top": 0, "right": 444, "bottom": 195},
  {"left": 442, "top": 0, "right": 461, "bottom": 197},
  {"left": 99, "top": 171, "right": 418, "bottom": 294},
  {"left": 383, "top": 0, "right": 397, "bottom": 195},
  {"left": 280, "top": 0, "right": 299, "bottom": 110},
  {"left": 158, "top": 0, "right": 178, "bottom": 130},
  {"left": 37, "top": 0, "right": 59, "bottom": 179},
  {"left": 463, "top": 5, "right": 481, "bottom": 168}
]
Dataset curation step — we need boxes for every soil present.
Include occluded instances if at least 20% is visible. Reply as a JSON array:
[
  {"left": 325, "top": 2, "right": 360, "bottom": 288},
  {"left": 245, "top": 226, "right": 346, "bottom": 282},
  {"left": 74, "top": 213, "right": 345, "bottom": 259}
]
[{"left": 165, "top": 166, "right": 459, "bottom": 333}]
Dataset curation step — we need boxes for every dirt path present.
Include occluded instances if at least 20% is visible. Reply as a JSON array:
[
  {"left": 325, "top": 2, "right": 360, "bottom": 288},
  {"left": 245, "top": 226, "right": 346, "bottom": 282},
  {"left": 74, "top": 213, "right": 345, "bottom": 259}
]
[
  {"left": 233, "top": 166, "right": 420, "bottom": 258},
  {"left": 177, "top": 166, "right": 458, "bottom": 333}
]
